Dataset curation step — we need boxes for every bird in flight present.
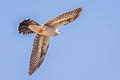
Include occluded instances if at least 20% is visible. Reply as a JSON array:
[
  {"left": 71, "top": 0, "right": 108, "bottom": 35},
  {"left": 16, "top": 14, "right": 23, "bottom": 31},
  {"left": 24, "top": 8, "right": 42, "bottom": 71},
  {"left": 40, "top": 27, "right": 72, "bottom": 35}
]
[{"left": 18, "top": 8, "right": 82, "bottom": 75}]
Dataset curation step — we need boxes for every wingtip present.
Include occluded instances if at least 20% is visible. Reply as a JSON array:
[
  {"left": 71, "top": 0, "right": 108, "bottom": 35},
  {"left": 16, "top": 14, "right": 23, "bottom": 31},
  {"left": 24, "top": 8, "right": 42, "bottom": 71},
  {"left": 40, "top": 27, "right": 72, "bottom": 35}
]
[
  {"left": 80, "top": 8, "right": 82, "bottom": 10},
  {"left": 77, "top": 8, "right": 82, "bottom": 11},
  {"left": 74, "top": 8, "right": 82, "bottom": 13},
  {"left": 28, "top": 71, "right": 33, "bottom": 76},
  {"left": 28, "top": 67, "right": 37, "bottom": 76}
]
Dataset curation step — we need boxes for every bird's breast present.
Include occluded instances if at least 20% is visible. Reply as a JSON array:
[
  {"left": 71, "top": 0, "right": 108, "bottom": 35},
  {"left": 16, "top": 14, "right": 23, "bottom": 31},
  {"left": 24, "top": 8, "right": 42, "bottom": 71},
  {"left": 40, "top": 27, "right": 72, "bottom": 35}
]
[{"left": 38, "top": 25, "right": 56, "bottom": 36}]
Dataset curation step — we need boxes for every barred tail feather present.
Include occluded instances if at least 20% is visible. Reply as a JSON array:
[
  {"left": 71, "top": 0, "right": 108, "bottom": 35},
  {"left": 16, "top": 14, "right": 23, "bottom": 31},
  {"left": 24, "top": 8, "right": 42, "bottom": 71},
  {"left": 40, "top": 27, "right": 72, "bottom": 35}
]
[{"left": 18, "top": 19, "right": 39, "bottom": 34}]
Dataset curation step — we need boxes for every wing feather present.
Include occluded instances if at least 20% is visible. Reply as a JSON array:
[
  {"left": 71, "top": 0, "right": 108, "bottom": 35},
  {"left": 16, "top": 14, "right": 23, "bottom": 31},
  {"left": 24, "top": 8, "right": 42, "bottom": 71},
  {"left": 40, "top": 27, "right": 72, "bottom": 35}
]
[
  {"left": 29, "top": 34, "right": 50, "bottom": 75},
  {"left": 45, "top": 8, "right": 82, "bottom": 28}
]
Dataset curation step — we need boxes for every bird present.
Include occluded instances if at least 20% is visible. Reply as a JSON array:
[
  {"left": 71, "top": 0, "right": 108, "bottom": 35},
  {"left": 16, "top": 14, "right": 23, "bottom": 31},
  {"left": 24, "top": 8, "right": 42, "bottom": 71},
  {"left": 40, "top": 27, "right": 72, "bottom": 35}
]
[{"left": 18, "top": 8, "right": 82, "bottom": 75}]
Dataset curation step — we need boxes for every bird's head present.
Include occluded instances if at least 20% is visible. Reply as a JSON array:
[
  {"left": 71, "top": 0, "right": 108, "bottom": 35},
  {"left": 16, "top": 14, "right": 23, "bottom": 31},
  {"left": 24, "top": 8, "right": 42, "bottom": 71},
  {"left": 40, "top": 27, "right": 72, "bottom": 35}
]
[{"left": 55, "top": 29, "right": 62, "bottom": 35}]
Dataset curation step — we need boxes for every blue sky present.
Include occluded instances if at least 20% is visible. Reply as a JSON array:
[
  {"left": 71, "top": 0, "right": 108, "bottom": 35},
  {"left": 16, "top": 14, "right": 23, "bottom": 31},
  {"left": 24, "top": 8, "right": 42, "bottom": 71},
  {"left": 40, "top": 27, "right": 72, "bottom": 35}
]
[{"left": 0, "top": 0, "right": 120, "bottom": 80}]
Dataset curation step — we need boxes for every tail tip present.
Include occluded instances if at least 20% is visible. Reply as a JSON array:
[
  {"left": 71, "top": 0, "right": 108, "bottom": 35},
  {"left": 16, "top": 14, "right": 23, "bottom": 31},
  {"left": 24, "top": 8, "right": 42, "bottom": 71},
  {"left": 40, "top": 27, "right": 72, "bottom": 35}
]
[{"left": 18, "top": 19, "right": 38, "bottom": 34}]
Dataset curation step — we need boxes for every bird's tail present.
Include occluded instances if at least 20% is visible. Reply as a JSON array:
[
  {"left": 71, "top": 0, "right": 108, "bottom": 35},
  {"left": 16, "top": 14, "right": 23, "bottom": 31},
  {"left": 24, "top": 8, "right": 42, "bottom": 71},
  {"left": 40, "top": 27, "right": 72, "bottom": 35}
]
[{"left": 18, "top": 19, "right": 39, "bottom": 34}]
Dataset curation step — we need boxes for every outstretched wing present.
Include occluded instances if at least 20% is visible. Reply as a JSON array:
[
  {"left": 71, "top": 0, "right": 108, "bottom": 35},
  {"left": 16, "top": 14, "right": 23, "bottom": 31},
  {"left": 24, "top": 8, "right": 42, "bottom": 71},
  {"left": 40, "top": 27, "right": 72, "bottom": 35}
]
[
  {"left": 45, "top": 8, "right": 82, "bottom": 28},
  {"left": 29, "top": 34, "right": 50, "bottom": 75}
]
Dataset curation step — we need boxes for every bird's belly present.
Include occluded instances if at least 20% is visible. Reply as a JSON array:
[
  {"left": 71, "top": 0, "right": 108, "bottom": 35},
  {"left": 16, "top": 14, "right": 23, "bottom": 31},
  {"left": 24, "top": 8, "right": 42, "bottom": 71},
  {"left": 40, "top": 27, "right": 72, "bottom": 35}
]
[{"left": 38, "top": 27, "right": 55, "bottom": 36}]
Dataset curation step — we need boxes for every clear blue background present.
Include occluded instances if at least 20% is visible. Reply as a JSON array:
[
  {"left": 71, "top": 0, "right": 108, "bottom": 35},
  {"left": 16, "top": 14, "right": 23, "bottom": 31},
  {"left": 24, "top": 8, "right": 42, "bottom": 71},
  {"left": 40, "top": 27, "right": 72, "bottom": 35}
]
[{"left": 0, "top": 0, "right": 120, "bottom": 80}]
